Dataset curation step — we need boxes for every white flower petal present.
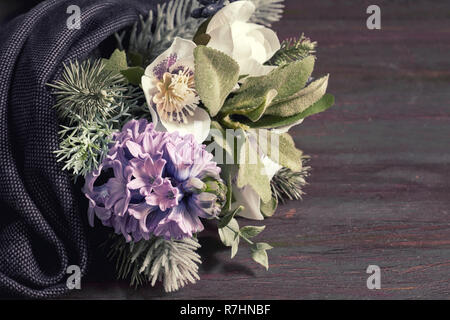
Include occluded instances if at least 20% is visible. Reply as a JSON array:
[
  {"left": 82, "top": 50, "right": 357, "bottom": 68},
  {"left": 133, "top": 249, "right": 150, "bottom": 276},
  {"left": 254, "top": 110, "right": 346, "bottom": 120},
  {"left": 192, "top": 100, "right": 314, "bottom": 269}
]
[
  {"left": 144, "top": 37, "right": 196, "bottom": 77},
  {"left": 160, "top": 107, "right": 211, "bottom": 143},
  {"left": 232, "top": 185, "right": 264, "bottom": 221},
  {"left": 206, "top": 1, "right": 255, "bottom": 34}
]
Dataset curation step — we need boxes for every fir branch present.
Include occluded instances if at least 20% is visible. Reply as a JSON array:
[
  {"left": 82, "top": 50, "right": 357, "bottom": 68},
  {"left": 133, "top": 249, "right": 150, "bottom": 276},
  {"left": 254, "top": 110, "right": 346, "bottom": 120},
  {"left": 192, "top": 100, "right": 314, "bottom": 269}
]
[
  {"left": 107, "top": 234, "right": 202, "bottom": 292},
  {"left": 128, "top": 0, "right": 203, "bottom": 66},
  {"left": 249, "top": 0, "right": 284, "bottom": 27},
  {"left": 54, "top": 103, "right": 130, "bottom": 178},
  {"left": 271, "top": 157, "right": 311, "bottom": 203},
  {"left": 48, "top": 59, "right": 127, "bottom": 125},
  {"left": 267, "top": 34, "right": 317, "bottom": 66}
]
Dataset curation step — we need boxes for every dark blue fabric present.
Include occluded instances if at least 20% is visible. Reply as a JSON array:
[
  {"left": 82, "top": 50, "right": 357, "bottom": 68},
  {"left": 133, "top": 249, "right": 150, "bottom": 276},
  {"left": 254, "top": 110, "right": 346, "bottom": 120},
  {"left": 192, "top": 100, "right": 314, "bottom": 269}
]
[{"left": 0, "top": 0, "right": 164, "bottom": 298}]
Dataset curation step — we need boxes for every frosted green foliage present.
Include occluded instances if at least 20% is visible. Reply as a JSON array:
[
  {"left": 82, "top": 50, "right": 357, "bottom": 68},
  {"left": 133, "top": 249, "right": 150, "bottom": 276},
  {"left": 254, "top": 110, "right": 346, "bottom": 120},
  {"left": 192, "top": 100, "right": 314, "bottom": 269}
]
[
  {"left": 268, "top": 34, "right": 317, "bottom": 66},
  {"left": 128, "top": 0, "right": 203, "bottom": 66},
  {"left": 107, "top": 234, "right": 202, "bottom": 292},
  {"left": 54, "top": 105, "right": 130, "bottom": 178},
  {"left": 249, "top": 0, "right": 284, "bottom": 27},
  {"left": 48, "top": 59, "right": 127, "bottom": 125}
]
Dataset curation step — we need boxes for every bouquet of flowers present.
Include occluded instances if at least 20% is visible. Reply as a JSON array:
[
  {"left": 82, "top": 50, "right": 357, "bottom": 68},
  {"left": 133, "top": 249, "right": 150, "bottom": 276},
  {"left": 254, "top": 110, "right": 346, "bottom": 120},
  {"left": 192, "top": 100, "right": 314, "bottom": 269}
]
[{"left": 49, "top": 0, "right": 334, "bottom": 292}]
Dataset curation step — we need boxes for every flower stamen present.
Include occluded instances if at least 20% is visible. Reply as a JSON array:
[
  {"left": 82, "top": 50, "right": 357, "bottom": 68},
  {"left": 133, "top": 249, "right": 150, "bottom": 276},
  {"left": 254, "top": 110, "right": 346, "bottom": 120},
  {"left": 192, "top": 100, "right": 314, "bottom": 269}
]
[{"left": 152, "top": 68, "right": 199, "bottom": 124}]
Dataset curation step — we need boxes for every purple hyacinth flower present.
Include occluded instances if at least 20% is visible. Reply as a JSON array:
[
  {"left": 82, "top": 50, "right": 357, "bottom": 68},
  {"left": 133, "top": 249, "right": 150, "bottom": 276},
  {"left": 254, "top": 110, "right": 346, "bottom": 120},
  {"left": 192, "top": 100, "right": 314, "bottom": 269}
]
[
  {"left": 83, "top": 118, "right": 225, "bottom": 242},
  {"left": 146, "top": 178, "right": 182, "bottom": 212},
  {"left": 127, "top": 155, "right": 166, "bottom": 195}
]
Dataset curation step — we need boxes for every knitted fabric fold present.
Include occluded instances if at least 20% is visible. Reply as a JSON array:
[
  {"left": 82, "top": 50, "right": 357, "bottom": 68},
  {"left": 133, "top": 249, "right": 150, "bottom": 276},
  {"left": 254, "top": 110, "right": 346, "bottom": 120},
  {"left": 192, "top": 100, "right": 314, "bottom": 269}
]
[{"left": 0, "top": 0, "right": 163, "bottom": 298}]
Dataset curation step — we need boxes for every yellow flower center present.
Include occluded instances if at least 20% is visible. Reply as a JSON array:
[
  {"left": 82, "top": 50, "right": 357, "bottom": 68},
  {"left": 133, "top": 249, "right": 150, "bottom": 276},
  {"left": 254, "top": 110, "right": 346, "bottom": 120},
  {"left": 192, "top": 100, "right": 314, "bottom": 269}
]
[{"left": 152, "top": 68, "right": 199, "bottom": 123}]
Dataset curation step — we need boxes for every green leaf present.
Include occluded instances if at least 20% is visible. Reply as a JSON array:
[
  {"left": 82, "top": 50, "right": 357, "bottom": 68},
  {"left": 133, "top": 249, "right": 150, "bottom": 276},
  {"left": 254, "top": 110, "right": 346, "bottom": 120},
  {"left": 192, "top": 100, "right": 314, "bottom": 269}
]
[
  {"left": 240, "top": 226, "right": 266, "bottom": 239},
  {"left": 218, "top": 218, "right": 239, "bottom": 247},
  {"left": 267, "top": 133, "right": 303, "bottom": 172},
  {"left": 102, "top": 49, "right": 128, "bottom": 74},
  {"left": 194, "top": 46, "right": 240, "bottom": 117},
  {"left": 121, "top": 67, "right": 145, "bottom": 86},
  {"left": 210, "top": 121, "right": 233, "bottom": 157},
  {"left": 264, "top": 75, "right": 329, "bottom": 117},
  {"left": 128, "top": 52, "right": 143, "bottom": 67},
  {"left": 193, "top": 18, "right": 211, "bottom": 46},
  {"left": 231, "top": 239, "right": 239, "bottom": 259},
  {"left": 236, "top": 136, "right": 272, "bottom": 203},
  {"left": 218, "top": 206, "right": 243, "bottom": 229},
  {"left": 261, "top": 196, "right": 278, "bottom": 217},
  {"left": 242, "top": 93, "right": 335, "bottom": 129},
  {"left": 251, "top": 243, "right": 273, "bottom": 270},
  {"left": 220, "top": 56, "right": 315, "bottom": 117}
]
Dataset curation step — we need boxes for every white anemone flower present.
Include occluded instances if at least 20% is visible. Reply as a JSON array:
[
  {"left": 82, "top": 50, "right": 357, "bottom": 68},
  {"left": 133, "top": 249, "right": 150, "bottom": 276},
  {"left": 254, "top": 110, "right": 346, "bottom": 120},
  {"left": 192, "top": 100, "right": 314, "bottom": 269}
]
[
  {"left": 206, "top": 1, "right": 281, "bottom": 77},
  {"left": 141, "top": 37, "right": 211, "bottom": 143}
]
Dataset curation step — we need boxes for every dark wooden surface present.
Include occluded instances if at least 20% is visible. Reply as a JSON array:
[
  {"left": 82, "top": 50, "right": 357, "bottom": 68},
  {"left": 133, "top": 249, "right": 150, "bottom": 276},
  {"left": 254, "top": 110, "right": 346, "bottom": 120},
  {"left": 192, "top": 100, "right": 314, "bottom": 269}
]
[{"left": 64, "top": 0, "right": 450, "bottom": 299}]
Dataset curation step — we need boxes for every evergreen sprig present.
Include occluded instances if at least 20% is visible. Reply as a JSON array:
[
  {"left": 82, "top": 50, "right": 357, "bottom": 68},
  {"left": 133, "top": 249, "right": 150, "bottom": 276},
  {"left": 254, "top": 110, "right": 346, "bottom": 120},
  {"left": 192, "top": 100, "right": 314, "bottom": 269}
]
[
  {"left": 107, "top": 234, "right": 202, "bottom": 292},
  {"left": 126, "top": 0, "right": 203, "bottom": 66},
  {"left": 250, "top": 0, "right": 284, "bottom": 27},
  {"left": 268, "top": 34, "right": 317, "bottom": 66},
  {"left": 48, "top": 59, "right": 127, "bottom": 124},
  {"left": 271, "top": 157, "right": 311, "bottom": 203}
]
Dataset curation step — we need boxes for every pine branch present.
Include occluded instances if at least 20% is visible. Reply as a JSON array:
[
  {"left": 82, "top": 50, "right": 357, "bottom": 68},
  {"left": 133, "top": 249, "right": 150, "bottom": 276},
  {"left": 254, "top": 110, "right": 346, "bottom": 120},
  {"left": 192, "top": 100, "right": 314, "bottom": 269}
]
[
  {"left": 107, "top": 234, "right": 202, "bottom": 292},
  {"left": 267, "top": 34, "right": 317, "bottom": 66},
  {"left": 48, "top": 59, "right": 127, "bottom": 125},
  {"left": 249, "top": 0, "right": 285, "bottom": 27},
  {"left": 128, "top": 0, "right": 203, "bottom": 66},
  {"left": 271, "top": 157, "right": 311, "bottom": 203}
]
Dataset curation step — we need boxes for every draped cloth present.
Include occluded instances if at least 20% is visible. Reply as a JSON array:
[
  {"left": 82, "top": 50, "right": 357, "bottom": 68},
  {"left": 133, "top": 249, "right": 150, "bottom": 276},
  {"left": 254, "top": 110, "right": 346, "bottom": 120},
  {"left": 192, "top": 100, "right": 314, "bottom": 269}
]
[{"left": 0, "top": 0, "right": 164, "bottom": 298}]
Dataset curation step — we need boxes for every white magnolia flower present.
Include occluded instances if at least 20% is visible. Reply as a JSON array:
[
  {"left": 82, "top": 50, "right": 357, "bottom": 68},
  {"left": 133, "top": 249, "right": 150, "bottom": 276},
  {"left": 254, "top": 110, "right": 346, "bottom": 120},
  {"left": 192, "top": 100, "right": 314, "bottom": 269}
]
[
  {"left": 141, "top": 37, "right": 211, "bottom": 143},
  {"left": 206, "top": 1, "right": 281, "bottom": 77}
]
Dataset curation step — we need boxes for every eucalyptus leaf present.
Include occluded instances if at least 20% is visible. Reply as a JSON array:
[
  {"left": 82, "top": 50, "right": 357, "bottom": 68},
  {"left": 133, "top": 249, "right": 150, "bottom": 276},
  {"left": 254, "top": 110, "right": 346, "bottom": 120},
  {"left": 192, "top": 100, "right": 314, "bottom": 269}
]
[
  {"left": 194, "top": 46, "right": 240, "bottom": 117},
  {"left": 218, "top": 206, "right": 243, "bottom": 229},
  {"left": 251, "top": 242, "right": 273, "bottom": 270},
  {"left": 261, "top": 196, "right": 278, "bottom": 217},
  {"left": 218, "top": 217, "right": 239, "bottom": 247},
  {"left": 240, "top": 225, "right": 266, "bottom": 239}
]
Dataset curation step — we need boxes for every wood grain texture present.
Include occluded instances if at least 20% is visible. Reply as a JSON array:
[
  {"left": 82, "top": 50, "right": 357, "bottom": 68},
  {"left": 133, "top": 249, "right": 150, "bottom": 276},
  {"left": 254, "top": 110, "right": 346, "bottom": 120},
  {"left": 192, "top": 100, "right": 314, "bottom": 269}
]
[{"left": 68, "top": 0, "right": 450, "bottom": 299}]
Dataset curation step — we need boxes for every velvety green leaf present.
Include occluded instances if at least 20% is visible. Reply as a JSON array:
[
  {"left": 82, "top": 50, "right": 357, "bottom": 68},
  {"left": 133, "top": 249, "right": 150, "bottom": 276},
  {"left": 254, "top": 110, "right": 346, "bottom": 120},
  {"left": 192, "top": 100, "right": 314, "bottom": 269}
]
[
  {"left": 242, "top": 93, "right": 335, "bottom": 129},
  {"left": 240, "top": 225, "right": 266, "bottom": 239},
  {"left": 265, "top": 74, "right": 329, "bottom": 117},
  {"left": 121, "top": 67, "right": 145, "bottom": 86},
  {"left": 236, "top": 137, "right": 272, "bottom": 203},
  {"left": 218, "top": 218, "right": 239, "bottom": 247},
  {"left": 267, "top": 133, "right": 303, "bottom": 172},
  {"left": 220, "top": 56, "right": 315, "bottom": 117},
  {"left": 194, "top": 46, "right": 240, "bottom": 117},
  {"left": 102, "top": 49, "right": 128, "bottom": 74},
  {"left": 261, "top": 196, "right": 278, "bottom": 217}
]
